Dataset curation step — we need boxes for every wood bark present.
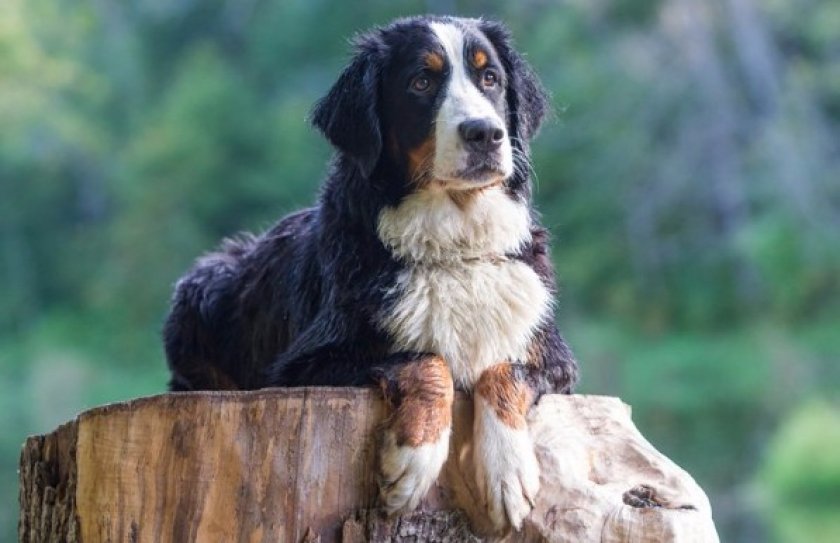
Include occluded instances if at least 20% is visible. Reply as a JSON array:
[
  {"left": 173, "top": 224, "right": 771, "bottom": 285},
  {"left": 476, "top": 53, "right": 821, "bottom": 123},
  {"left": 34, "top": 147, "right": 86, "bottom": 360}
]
[{"left": 19, "top": 388, "right": 719, "bottom": 542}]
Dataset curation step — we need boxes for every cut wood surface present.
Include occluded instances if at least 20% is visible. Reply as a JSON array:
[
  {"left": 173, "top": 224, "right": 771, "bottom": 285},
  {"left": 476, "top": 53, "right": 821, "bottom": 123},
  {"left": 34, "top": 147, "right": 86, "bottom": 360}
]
[{"left": 19, "top": 388, "right": 719, "bottom": 542}]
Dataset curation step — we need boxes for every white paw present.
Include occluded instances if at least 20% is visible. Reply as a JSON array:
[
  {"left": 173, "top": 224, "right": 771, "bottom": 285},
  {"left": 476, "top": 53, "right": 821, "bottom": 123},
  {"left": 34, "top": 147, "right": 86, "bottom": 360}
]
[
  {"left": 474, "top": 400, "right": 540, "bottom": 531},
  {"left": 379, "top": 427, "right": 450, "bottom": 514}
]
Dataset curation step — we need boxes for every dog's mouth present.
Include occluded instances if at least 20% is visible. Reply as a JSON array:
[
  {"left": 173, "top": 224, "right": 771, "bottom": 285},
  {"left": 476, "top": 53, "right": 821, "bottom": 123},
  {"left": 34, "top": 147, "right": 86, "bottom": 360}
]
[{"left": 437, "top": 156, "right": 510, "bottom": 189}]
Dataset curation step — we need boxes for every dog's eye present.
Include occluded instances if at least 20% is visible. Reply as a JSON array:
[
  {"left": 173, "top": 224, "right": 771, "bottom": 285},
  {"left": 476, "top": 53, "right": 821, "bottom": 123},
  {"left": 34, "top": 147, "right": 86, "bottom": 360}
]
[
  {"left": 410, "top": 75, "right": 431, "bottom": 93},
  {"left": 481, "top": 69, "right": 499, "bottom": 88}
]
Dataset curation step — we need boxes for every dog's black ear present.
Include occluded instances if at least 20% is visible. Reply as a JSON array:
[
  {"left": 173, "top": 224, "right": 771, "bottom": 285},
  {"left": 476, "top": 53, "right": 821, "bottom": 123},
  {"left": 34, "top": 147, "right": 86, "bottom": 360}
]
[
  {"left": 311, "top": 43, "right": 382, "bottom": 177},
  {"left": 480, "top": 20, "right": 550, "bottom": 143}
]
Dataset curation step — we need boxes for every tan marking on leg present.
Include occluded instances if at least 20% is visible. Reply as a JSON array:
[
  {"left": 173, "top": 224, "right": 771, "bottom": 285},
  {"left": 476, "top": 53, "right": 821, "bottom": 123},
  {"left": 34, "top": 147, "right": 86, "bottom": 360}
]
[
  {"left": 475, "top": 363, "right": 534, "bottom": 430},
  {"left": 379, "top": 355, "right": 454, "bottom": 447}
]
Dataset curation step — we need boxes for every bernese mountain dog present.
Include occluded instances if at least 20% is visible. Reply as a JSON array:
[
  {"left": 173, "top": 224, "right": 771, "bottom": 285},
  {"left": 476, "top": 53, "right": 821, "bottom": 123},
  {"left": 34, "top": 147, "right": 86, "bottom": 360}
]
[{"left": 164, "top": 15, "right": 578, "bottom": 532}]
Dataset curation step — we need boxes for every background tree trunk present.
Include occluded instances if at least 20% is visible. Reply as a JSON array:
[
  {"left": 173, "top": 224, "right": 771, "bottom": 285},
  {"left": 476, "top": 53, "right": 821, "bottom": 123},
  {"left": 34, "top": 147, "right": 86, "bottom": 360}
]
[{"left": 19, "top": 388, "right": 719, "bottom": 542}]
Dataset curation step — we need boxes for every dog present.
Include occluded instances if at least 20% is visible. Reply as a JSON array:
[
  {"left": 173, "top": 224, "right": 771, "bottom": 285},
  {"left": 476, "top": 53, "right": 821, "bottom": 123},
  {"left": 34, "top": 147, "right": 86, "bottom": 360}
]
[{"left": 164, "top": 15, "right": 578, "bottom": 532}]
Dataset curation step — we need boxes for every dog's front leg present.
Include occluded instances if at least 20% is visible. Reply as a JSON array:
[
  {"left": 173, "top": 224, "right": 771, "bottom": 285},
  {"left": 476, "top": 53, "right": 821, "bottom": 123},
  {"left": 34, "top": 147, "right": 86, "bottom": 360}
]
[
  {"left": 473, "top": 362, "right": 540, "bottom": 532},
  {"left": 374, "top": 354, "right": 454, "bottom": 514}
]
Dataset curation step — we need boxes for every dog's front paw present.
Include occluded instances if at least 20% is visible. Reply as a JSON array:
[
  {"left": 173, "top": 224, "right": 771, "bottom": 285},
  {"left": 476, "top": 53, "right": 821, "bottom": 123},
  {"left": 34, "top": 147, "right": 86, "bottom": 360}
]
[
  {"left": 379, "top": 427, "right": 450, "bottom": 514},
  {"left": 474, "top": 400, "right": 540, "bottom": 532}
]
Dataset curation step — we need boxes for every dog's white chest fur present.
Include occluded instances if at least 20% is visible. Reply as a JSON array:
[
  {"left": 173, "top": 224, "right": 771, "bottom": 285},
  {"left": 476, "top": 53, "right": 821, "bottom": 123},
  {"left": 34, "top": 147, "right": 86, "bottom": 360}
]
[{"left": 377, "top": 187, "right": 551, "bottom": 387}]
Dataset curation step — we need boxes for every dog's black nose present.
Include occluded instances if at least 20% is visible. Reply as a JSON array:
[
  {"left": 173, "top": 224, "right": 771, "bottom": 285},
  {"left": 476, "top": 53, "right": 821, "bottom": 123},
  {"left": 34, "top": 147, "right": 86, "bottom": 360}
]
[{"left": 458, "top": 118, "right": 505, "bottom": 151}]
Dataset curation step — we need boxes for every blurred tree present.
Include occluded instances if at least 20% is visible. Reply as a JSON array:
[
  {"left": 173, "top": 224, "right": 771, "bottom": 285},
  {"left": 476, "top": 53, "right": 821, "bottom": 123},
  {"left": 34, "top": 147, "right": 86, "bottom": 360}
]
[{"left": 0, "top": 0, "right": 111, "bottom": 331}]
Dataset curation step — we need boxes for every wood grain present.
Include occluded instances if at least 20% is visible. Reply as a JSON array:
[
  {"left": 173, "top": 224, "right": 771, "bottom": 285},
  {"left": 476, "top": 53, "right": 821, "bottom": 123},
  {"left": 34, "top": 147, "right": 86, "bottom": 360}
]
[{"left": 19, "top": 389, "right": 720, "bottom": 542}]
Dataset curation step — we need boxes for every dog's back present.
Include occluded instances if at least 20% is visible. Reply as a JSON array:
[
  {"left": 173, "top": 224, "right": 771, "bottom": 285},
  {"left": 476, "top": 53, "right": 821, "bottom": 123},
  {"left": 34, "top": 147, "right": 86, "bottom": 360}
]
[{"left": 164, "top": 208, "right": 319, "bottom": 390}]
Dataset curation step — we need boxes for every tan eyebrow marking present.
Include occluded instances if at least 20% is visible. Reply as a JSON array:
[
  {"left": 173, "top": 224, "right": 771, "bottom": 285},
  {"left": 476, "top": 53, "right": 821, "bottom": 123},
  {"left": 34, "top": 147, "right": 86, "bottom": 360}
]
[
  {"left": 424, "top": 52, "right": 444, "bottom": 72},
  {"left": 472, "top": 49, "right": 488, "bottom": 69}
]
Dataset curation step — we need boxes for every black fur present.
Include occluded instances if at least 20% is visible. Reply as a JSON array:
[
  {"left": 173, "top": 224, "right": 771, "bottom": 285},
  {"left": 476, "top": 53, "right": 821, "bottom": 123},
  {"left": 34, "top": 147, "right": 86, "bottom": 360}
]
[
  {"left": 164, "top": 16, "right": 577, "bottom": 396},
  {"left": 311, "top": 45, "right": 383, "bottom": 178}
]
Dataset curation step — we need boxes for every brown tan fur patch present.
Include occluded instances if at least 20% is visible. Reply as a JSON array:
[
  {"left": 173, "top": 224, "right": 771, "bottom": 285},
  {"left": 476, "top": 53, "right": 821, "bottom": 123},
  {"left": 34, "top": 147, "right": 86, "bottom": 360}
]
[
  {"left": 425, "top": 51, "right": 445, "bottom": 72},
  {"left": 447, "top": 187, "right": 480, "bottom": 210},
  {"left": 379, "top": 355, "right": 454, "bottom": 447},
  {"left": 472, "top": 49, "right": 488, "bottom": 69},
  {"left": 475, "top": 363, "right": 534, "bottom": 430},
  {"left": 407, "top": 136, "right": 436, "bottom": 185},
  {"left": 445, "top": 182, "right": 501, "bottom": 210}
]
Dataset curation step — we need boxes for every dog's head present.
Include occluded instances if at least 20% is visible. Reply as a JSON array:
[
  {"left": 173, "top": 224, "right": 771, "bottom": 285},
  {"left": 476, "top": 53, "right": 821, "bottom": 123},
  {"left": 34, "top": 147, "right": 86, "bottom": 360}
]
[{"left": 311, "top": 16, "right": 549, "bottom": 193}]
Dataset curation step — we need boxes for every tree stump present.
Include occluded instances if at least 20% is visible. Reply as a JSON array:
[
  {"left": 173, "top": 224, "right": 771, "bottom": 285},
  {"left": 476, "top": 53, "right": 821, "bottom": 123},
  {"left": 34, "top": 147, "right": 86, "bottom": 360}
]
[{"left": 19, "top": 388, "right": 719, "bottom": 542}]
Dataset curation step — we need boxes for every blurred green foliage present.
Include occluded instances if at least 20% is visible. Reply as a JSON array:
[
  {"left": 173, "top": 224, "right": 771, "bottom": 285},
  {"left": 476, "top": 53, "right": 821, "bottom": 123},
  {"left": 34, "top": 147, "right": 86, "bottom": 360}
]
[
  {"left": 759, "top": 400, "right": 840, "bottom": 543},
  {"left": 1, "top": 0, "right": 839, "bottom": 541},
  {"left": 761, "top": 400, "right": 840, "bottom": 502}
]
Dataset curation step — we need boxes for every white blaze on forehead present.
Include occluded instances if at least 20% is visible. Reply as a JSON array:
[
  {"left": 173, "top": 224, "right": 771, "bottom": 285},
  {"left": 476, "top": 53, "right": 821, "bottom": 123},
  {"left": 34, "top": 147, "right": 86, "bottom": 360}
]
[
  {"left": 431, "top": 23, "right": 495, "bottom": 108},
  {"left": 430, "top": 21, "right": 499, "bottom": 123},
  {"left": 429, "top": 22, "right": 512, "bottom": 182}
]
